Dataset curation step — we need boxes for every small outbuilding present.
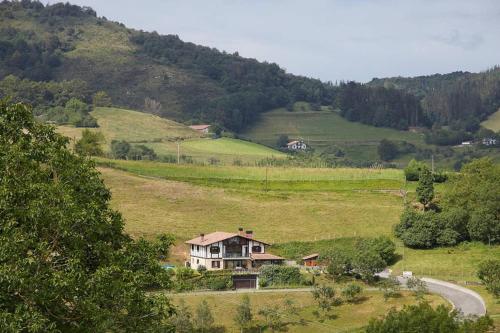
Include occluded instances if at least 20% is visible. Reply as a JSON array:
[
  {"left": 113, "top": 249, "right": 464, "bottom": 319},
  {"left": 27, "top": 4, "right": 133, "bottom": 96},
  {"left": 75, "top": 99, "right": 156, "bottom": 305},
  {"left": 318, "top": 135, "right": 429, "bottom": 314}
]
[{"left": 302, "top": 253, "right": 319, "bottom": 267}]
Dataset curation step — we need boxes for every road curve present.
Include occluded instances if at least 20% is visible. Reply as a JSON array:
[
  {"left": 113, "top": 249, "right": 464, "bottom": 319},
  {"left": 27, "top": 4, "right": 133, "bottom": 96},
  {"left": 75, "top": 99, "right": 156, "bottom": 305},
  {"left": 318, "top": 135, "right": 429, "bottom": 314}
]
[{"left": 421, "top": 278, "right": 486, "bottom": 317}]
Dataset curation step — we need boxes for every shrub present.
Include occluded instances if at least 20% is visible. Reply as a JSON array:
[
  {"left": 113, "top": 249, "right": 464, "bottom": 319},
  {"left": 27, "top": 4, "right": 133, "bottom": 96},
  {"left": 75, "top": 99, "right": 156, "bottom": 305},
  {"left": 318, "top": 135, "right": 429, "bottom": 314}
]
[
  {"left": 404, "top": 159, "right": 426, "bottom": 181},
  {"left": 477, "top": 260, "right": 500, "bottom": 297},
  {"left": 259, "top": 265, "right": 302, "bottom": 286},
  {"left": 341, "top": 283, "right": 363, "bottom": 303}
]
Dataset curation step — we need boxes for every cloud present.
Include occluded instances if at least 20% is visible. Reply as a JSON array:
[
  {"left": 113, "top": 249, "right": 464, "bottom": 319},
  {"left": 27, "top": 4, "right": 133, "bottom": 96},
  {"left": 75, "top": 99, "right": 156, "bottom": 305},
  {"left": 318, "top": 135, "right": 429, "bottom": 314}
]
[{"left": 431, "top": 30, "right": 484, "bottom": 50}]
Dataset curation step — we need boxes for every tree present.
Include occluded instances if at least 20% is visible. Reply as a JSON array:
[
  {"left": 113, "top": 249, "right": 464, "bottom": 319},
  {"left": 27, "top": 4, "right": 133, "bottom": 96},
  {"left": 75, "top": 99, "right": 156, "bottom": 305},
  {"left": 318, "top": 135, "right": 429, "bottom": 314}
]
[
  {"left": 377, "top": 139, "right": 398, "bottom": 161},
  {"left": 378, "top": 277, "right": 401, "bottom": 301},
  {"left": 276, "top": 134, "right": 289, "bottom": 148},
  {"left": 477, "top": 260, "right": 500, "bottom": 297},
  {"left": 0, "top": 101, "right": 175, "bottom": 331},
  {"left": 234, "top": 295, "right": 252, "bottom": 333},
  {"left": 406, "top": 277, "right": 428, "bottom": 300},
  {"left": 325, "top": 250, "right": 352, "bottom": 281},
  {"left": 171, "top": 299, "right": 193, "bottom": 333},
  {"left": 416, "top": 166, "right": 434, "bottom": 209},
  {"left": 404, "top": 159, "right": 426, "bottom": 181},
  {"left": 341, "top": 283, "right": 363, "bottom": 303},
  {"left": 194, "top": 300, "right": 214, "bottom": 333},
  {"left": 92, "top": 91, "right": 112, "bottom": 107},
  {"left": 311, "top": 285, "right": 341, "bottom": 315},
  {"left": 258, "top": 306, "right": 284, "bottom": 332},
  {"left": 352, "top": 250, "right": 386, "bottom": 282},
  {"left": 468, "top": 208, "right": 499, "bottom": 244},
  {"left": 111, "top": 140, "right": 131, "bottom": 159},
  {"left": 75, "top": 129, "right": 104, "bottom": 156},
  {"left": 366, "top": 302, "right": 493, "bottom": 333}
]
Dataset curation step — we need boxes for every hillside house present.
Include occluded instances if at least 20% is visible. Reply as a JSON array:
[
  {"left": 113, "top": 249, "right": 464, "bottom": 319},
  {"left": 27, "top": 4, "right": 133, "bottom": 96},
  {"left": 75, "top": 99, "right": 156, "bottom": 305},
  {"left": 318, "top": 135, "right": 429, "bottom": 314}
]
[
  {"left": 185, "top": 228, "right": 284, "bottom": 271},
  {"left": 189, "top": 124, "right": 211, "bottom": 134},
  {"left": 287, "top": 139, "right": 307, "bottom": 151},
  {"left": 302, "top": 253, "right": 319, "bottom": 267},
  {"left": 482, "top": 137, "right": 497, "bottom": 146}
]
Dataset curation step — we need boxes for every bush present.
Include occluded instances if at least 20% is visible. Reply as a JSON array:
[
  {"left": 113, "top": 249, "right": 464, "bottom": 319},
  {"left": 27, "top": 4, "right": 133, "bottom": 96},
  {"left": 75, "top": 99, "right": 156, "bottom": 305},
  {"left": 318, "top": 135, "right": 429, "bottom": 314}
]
[
  {"left": 395, "top": 210, "right": 439, "bottom": 248},
  {"left": 377, "top": 139, "right": 399, "bottom": 161},
  {"left": 259, "top": 265, "right": 302, "bottom": 286},
  {"left": 404, "top": 159, "right": 426, "bottom": 181},
  {"left": 477, "top": 260, "right": 500, "bottom": 297},
  {"left": 341, "top": 283, "right": 363, "bottom": 303}
]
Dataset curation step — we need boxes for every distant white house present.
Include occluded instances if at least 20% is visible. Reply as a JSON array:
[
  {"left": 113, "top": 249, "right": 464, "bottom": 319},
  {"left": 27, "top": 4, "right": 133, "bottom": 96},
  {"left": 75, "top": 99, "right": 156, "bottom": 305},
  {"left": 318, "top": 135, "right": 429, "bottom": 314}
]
[
  {"left": 460, "top": 141, "right": 472, "bottom": 146},
  {"left": 189, "top": 124, "right": 211, "bottom": 134},
  {"left": 482, "top": 137, "right": 497, "bottom": 146},
  {"left": 287, "top": 140, "right": 307, "bottom": 151}
]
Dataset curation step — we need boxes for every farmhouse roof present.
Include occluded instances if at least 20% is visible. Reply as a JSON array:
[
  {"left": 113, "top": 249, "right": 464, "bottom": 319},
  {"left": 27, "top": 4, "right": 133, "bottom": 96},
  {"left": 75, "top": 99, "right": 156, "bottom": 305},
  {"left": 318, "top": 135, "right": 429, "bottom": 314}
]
[
  {"left": 189, "top": 124, "right": 211, "bottom": 130},
  {"left": 287, "top": 140, "right": 300, "bottom": 146},
  {"left": 185, "top": 231, "right": 269, "bottom": 246},
  {"left": 251, "top": 253, "right": 284, "bottom": 260},
  {"left": 302, "top": 253, "right": 319, "bottom": 260}
]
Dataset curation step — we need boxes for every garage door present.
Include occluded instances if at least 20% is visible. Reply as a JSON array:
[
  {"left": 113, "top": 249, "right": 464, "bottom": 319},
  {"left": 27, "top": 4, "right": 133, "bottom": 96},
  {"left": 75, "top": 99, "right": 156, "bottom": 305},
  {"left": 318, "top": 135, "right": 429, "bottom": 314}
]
[{"left": 232, "top": 275, "right": 257, "bottom": 289}]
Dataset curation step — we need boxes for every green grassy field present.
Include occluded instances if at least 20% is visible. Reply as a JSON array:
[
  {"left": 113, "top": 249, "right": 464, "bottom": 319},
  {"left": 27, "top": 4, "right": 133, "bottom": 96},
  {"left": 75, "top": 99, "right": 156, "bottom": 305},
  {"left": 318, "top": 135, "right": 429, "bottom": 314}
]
[
  {"left": 241, "top": 102, "right": 427, "bottom": 162},
  {"left": 170, "top": 290, "right": 445, "bottom": 333},
  {"left": 481, "top": 108, "right": 500, "bottom": 132},
  {"left": 99, "top": 167, "right": 404, "bottom": 244},
  {"left": 56, "top": 107, "right": 285, "bottom": 163},
  {"left": 96, "top": 159, "right": 499, "bottom": 284}
]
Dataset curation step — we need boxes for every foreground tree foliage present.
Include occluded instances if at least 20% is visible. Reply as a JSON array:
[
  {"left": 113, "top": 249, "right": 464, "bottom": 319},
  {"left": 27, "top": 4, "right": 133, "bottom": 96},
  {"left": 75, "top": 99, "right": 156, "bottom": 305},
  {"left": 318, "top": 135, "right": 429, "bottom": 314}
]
[
  {"left": 366, "top": 302, "right": 494, "bottom": 333},
  {"left": 0, "top": 101, "right": 175, "bottom": 332}
]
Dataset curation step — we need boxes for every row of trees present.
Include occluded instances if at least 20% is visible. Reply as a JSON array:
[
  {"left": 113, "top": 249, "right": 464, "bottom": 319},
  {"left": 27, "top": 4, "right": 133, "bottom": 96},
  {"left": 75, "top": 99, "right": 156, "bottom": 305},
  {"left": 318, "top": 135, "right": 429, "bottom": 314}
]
[{"left": 395, "top": 158, "right": 499, "bottom": 248}]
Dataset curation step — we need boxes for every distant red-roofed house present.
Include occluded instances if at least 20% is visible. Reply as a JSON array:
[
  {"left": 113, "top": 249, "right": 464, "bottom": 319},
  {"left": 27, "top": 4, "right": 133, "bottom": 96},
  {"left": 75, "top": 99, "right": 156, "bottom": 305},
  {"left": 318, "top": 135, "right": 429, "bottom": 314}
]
[
  {"left": 185, "top": 228, "right": 284, "bottom": 271},
  {"left": 287, "top": 139, "right": 307, "bottom": 151},
  {"left": 189, "top": 124, "right": 211, "bottom": 134}
]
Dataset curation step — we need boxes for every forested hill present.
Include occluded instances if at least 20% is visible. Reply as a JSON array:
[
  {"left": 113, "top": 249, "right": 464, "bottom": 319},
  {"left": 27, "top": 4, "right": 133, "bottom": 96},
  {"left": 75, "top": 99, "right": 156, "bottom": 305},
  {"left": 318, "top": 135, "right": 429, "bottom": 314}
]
[
  {"left": 368, "top": 68, "right": 500, "bottom": 129},
  {"left": 0, "top": 1, "right": 499, "bottom": 133}
]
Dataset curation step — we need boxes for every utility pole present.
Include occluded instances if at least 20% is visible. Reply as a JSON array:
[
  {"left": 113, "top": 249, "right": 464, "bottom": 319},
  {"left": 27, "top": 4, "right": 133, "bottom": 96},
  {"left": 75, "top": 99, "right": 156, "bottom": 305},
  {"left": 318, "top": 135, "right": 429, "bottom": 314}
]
[
  {"left": 265, "top": 162, "right": 269, "bottom": 192},
  {"left": 177, "top": 141, "right": 180, "bottom": 164}
]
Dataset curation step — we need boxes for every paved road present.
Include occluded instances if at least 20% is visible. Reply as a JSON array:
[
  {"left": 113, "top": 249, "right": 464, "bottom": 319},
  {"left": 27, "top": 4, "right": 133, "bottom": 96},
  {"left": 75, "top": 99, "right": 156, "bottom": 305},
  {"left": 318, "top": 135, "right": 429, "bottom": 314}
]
[{"left": 396, "top": 276, "right": 486, "bottom": 317}]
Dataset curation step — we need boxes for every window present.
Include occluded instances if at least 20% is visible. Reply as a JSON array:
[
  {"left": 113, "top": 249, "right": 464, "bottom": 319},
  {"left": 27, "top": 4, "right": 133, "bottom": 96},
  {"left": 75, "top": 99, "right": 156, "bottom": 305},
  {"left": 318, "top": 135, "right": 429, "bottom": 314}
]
[
  {"left": 196, "top": 259, "right": 199, "bottom": 264},
  {"left": 196, "top": 245, "right": 199, "bottom": 252},
  {"left": 210, "top": 246, "right": 220, "bottom": 254},
  {"left": 191, "top": 245, "right": 194, "bottom": 251},
  {"left": 252, "top": 246, "right": 262, "bottom": 253},
  {"left": 211, "top": 261, "right": 220, "bottom": 268}
]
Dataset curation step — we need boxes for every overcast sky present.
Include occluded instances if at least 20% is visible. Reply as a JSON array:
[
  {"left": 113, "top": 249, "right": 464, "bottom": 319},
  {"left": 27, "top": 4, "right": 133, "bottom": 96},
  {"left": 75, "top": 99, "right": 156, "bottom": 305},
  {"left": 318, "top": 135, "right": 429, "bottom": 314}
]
[{"left": 69, "top": 0, "right": 500, "bottom": 83}]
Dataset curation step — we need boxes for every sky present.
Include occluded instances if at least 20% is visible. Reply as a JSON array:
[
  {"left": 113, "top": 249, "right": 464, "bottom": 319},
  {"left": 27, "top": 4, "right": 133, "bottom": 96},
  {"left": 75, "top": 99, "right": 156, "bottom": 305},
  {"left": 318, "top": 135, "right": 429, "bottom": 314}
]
[{"left": 70, "top": 0, "right": 500, "bottom": 83}]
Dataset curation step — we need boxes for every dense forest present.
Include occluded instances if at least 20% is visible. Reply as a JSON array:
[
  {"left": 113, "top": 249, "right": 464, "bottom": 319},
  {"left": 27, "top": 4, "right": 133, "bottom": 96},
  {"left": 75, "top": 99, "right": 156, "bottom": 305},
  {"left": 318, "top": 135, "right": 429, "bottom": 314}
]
[{"left": 0, "top": 1, "right": 499, "bottom": 134}]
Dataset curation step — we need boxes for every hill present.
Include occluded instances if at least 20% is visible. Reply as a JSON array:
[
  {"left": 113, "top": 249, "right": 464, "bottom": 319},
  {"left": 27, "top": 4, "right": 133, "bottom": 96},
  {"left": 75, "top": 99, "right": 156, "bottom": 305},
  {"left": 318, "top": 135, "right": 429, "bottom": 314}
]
[
  {"left": 2, "top": 1, "right": 499, "bottom": 134},
  {"left": 57, "top": 107, "right": 285, "bottom": 163}
]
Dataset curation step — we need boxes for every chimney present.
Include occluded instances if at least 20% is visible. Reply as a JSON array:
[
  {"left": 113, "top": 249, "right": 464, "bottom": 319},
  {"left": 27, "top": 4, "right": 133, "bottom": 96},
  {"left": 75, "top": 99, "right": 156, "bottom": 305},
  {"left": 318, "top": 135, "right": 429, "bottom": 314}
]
[
  {"left": 245, "top": 230, "right": 253, "bottom": 239},
  {"left": 200, "top": 233, "right": 205, "bottom": 242},
  {"left": 238, "top": 227, "right": 244, "bottom": 236}
]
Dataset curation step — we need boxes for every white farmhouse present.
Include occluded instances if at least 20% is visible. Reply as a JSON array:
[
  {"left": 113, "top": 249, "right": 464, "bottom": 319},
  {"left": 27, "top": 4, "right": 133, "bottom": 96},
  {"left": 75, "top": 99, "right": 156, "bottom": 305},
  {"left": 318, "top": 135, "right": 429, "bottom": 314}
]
[
  {"left": 287, "top": 139, "right": 307, "bottom": 151},
  {"left": 185, "top": 228, "right": 284, "bottom": 271}
]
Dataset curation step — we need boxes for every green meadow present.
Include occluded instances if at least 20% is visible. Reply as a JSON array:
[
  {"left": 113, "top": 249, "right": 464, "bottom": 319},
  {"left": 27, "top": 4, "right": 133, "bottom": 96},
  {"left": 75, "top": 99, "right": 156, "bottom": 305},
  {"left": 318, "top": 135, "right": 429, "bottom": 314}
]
[
  {"left": 57, "top": 107, "right": 285, "bottom": 163},
  {"left": 481, "top": 108, "right": 500, "bottom": 132}
]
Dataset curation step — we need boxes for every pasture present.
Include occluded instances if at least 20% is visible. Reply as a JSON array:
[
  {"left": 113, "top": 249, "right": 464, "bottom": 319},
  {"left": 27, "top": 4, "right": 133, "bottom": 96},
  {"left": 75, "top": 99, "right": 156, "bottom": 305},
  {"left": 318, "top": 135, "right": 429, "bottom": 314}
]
[
  {"left": 481, "top": 108, "right": 500, "bottom": 132},
  {"left": 241, "top": 103, "right": 427, "bottom": 160},
  {"left": 56, "top": 107, "right": 285, "bottom": 163},
  {"left": 170, "top": 290, "right": 445, "bottom": 333}
]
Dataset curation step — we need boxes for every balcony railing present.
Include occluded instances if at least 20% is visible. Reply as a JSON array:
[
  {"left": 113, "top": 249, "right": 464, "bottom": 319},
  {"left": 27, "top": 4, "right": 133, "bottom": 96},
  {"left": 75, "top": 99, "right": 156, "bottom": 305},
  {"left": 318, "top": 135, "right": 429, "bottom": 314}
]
[{"left": 223, "top": 252, "right": 249, "bottom": 258}]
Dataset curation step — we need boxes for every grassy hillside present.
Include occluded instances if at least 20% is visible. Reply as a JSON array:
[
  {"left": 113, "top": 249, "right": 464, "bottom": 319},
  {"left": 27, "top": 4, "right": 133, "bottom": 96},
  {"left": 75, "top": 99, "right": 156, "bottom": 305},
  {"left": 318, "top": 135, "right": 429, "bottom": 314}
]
[
  {"left": 241, "top": 102, "right": 428, "bottom": 162},
  {"left": 57, "top": 107, "right": 285, "bottom": 163},
  {"left": 481, "top": 108, "right": 500, "bottom": 132},
  {"left": 97, "top": 160, "right": 499, "bottom": 283}
]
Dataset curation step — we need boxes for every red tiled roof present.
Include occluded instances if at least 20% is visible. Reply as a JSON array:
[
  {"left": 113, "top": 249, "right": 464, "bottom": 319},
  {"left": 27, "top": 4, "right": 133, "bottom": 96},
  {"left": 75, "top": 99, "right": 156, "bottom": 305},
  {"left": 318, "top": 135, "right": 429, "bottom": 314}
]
[
  {"left": 185, "top": 231, "right": 269, "bottom": 246},
  {"left": 251, "top": 253, "right": 284, "bottom": 260},
  {"left": 287, "top": 140, "right": 299, "bottom": 146},
  {"left": 302, "top": 253, "right": 319, "bottom": 260},
  {"left": 189, "top": 125, "right": 211, "bottom": 130}
]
